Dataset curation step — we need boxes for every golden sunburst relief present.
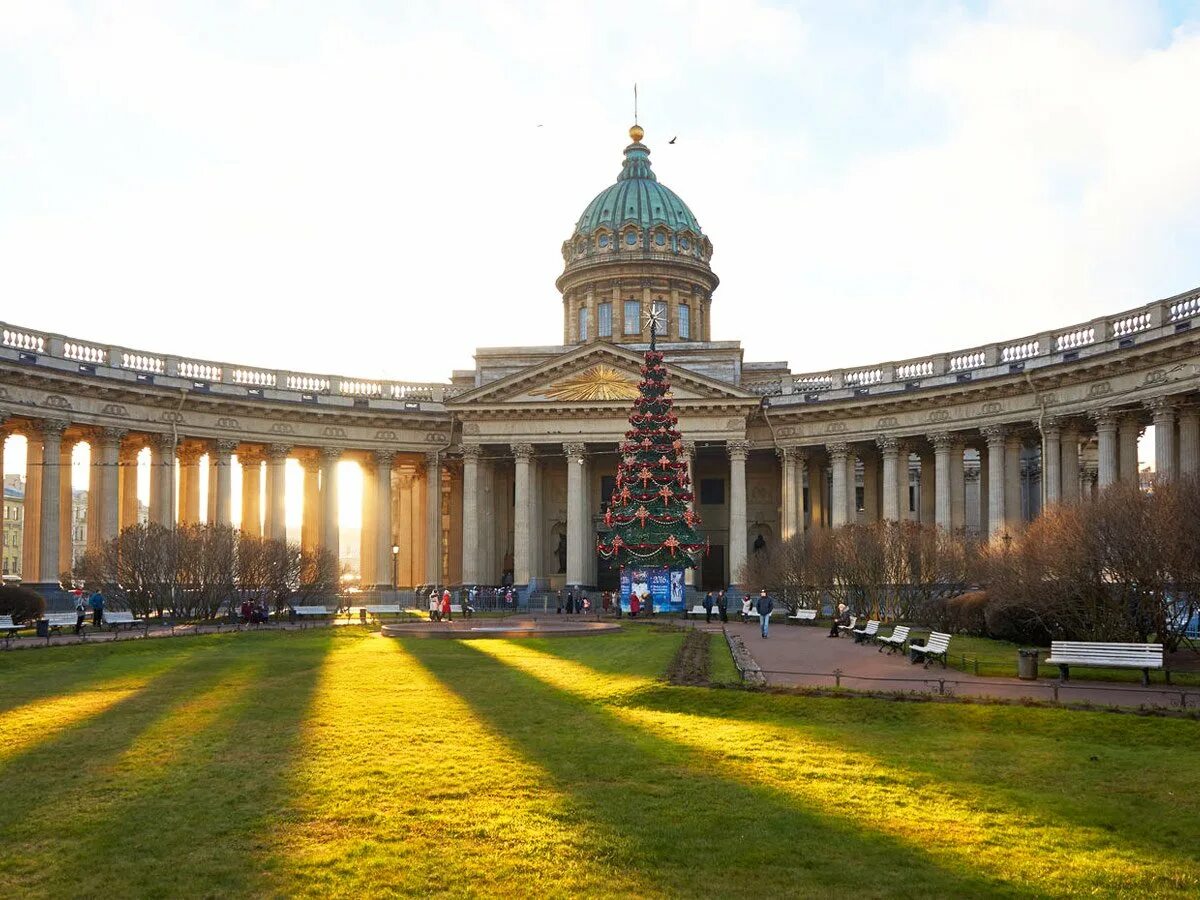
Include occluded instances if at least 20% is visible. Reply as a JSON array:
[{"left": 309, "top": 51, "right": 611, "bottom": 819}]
[{"left": 536, "top": 364, "right": 640, "bottom": 402}]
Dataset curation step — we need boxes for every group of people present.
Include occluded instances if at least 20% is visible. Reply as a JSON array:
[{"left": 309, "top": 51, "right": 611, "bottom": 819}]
[
  {"left": 239, "top": 599, "right": 271, "bottom": 625},
  {"left": 700, "top": 588, "right": 776, "bottom": 638},
  {"left": 554, "top": 590, "right": 593, "bottom": 615},
  {"left": 72, "top": 589, "right": 105, "bottom": 634}
]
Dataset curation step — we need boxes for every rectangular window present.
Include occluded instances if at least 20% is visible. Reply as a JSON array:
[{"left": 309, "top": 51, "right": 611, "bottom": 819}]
[
  {"left": 678, "top": 304, "right": 690, "bottom": 340},
  {"left": 578, "top": 306, "right": 589, "bottom": 341},
  {"left": 855, "top": 486, "right": 864, "bottom": 512},
  {"left": 652, "top": 300, "right": 668, "bottom": 331},
  {"left": 598, "top": 301, "right": 612, "bottom": 338},
  {"left": 624, "top": 300, "right": 640, "bottom": 334},
  {"left": 600, "top": 475, "right": 616, "bottom": 511},
  {"left": 699, "top": 478, "right": 725, "bottom": 506}
]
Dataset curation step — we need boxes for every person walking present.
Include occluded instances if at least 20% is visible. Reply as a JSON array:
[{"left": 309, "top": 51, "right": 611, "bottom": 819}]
[
  {"left": 441, "top": 588, "right": 452, "bottom": 622},
  {"left": 630, "top": 593, "right": 640, "bottom": 618},
  {"left": 74, "top": 595, "right": 88, "bottom": 635},
  {"left": 703, "top": 591, "right": 714, "bottom": 624},
  {"left": 740, "top": 595, "right": 751, "bottom": 623},
  {"left": 88, "top": 588, "right": 105, "bottom": 629},
  {"left": 757, "top": 589, "right": 774, "bottom": 639},
  {"left": 717, "top": 590, "right": 728, "bottom": 624},
  {"left": 429, "top": 589, "right": 440, "bottom": 622}
]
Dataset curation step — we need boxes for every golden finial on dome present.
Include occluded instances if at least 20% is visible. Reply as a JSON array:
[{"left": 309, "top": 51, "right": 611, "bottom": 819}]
[{"left": 629, "top": 124, "right": 644, "bottom": 143}]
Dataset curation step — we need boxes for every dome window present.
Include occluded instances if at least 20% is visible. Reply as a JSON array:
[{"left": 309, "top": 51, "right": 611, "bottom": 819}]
[
  {"left": 625, "top": 231, "right": 638, "bottom": 246},
  {"left": 654, "top": 232, "right": 666, "bottom": 247},
  {"left": 679, "top": 237, "right": 690, "bottom": 251},
  {"left": 598, "top": 234, "right": 611, "bottom": 248}
]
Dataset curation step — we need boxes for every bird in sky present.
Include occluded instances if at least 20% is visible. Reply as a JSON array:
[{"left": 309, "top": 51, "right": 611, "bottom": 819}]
[{"left": 668, "top": 136, "right": 676, "bottom": 144}]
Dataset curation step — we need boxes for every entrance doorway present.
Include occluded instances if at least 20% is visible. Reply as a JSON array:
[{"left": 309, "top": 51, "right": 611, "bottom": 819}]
[
  {"left": 701, "top": 545, "right": 725, "bottom": 591},
  {"left": 596, "top": 535, "right": 619, "bottom": 591}
]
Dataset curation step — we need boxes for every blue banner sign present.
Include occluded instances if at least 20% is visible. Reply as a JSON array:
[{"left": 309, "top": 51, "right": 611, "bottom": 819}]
[{"left": 619, "top": 566, "right": 685, "bottom": 612}]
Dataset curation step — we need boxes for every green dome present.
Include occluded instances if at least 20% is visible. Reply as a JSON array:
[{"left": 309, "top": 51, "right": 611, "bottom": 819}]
[{"left": 563, "top": 128, "right": 712, "bottom": 264}]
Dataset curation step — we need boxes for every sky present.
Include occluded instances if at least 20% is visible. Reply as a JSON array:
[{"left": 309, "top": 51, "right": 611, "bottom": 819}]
[{"left": 2, "top": 0, "right": 1198, "bottom": 384}]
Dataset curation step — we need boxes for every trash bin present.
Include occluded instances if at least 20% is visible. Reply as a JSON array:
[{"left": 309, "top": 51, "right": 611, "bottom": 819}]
[
  {"left": 1018, "top": 648, "right": 1040, "bottom": 680},
  {"left": 36, "top": 618, "right": 50, "bottom": 638}
]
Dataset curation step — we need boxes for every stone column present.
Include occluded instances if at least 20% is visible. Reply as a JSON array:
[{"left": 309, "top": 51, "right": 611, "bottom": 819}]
[
  {"left": 807, "top": 455, "right": 824, "bottom": 530},
  {"left": 877, "top": 437, "right": 900, "bottom": 521},
  {"left": 119, "top": 443, "right": 140, "bottom": 531},
  {"left": 374, "top": 451, "right": 395, "bottom": 588},
  {"left": 929, "top": 433, "right": 952, "bottom": 530},
  {"left": 1090, "top": 410, "right": 1119, "bottom": 489},
  {"left": 179, "top": 444, "right": 203, "bottom": 524},
  {"left": 793, "top": 449, "right": 808, "bottom": 535},
  {"left": 460, "top": 445, "right": 481, "bottom": 584},
  {"left": 919, "top": 452, "right": 935, "bottom": 524},
  {"left": 59, "top": 441, "right": 73, "bottom": 574},
  {"left": 37, "top": 420, "right": 68, "bottom": 582},
  {"left": 266, "top": 444, "right": 289, "bottom": 542},
  {"left": 21, "top": 428, "right": 43, "bottom": 578},
  {"left": 949, "top": 440, "right": 966, "bottom": 532},
  {"left": 87, "top": 437, "right": 101, "bottom": 548},
  {"left": 241, "top": 450, "right": 263, "bottom": 537},
  {"left": 1004, "top": 434, "right": 1023, "bottom": 533},
  {"left": 1041, "top": 421, "right": 1062, "bottom": 506},
  {"left": 1179, "top": 405, "right": 1200, "bottom": 478},
  {"left": 301, "top": 457, "right": 320, "bottom": 553},
  {"left": 424, "top": 452, "right": 442, "bottom": 586},
  {"left": 1118, "top": 414, "right": 1141, "bottom": 484},
  {"left": 1060, "top": 424, "right": 1080, "bottom": 504},
  {"left": 213, "top": 441, "right": 235, "bottom": 526},
  {"left": 1149, "top": 398, "right": 1177, "bottom": 481},
  {"left": 827, "top": 442, "right": 849, "bottom": 528},
  {"left": 779, "top": 447, "right": 798, "bottom": 540},
  {"left": 896, "top": 445, "right": 912, "bottom": 521},
  {"left": 361, "top": 457, "right": 376, "bottom": 585},
  {"left": 320, "top": 447, "right": 341, "bottom": 557},
  {"left": 727, "top": 440, "right": 749, "bottom": 586},
  {"left": 149, "top": 434, "right": 174, "bottom": 526},
  {"left": 564, "top": 442, "right": 587, "bottom": 587},
  {"left": 982, "top": 426, "right": 1006, "bottom": 538},
  {"left": 511, "top": 443, "right": 535, "bottom": 586},
  {"left": 94, "top": 427, "right": 124, "bottom": 545}
]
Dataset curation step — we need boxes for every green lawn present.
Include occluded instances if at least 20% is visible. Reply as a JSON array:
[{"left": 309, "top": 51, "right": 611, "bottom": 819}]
[{"left": 2, "top": 626, "right": 1198, "bottom": 897}]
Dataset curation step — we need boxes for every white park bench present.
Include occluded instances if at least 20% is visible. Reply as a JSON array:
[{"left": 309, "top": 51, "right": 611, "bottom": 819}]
[
  {"left": 103, "top": 610, "right": 144, "bottom": 631},
  {"left": 876, "top": 624, "right": 910, "bottom": 654},
  {"left": 450, "top": 604, "right": 463, "bottom": 615},
  {"left": 1044, "top": 641, "right": 1165, "bottom": 686},
  {"left": 909, "top": 631, "right": 952, "bottom": 668},
  {"left": 836, "top": 615, "right": 858, "bottom": 638},
  {"left": 362, "top": 605, "right": 403, "bottom": 619},
  {"left": 0, "top": 614, "right": 24, "bottom": 642},
  {"left": 687, "top": 605, "right": 711, "bottom": 617},
  {"left": 852, "top": 619, "right": 880, "bottom": 643},
  {"left": 788, "top": 608, "right": 818, "bottom": 623},
  {"left": 293, "top": 605, "right": 332, "bottom": 626},
  {"left": 44, "top": 612, "right": 81, "bottom": 633}
]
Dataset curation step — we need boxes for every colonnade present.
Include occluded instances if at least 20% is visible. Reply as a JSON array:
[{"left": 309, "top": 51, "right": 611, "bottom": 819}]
[{"left": 2, "top": 415, "right": 446, "bottom": 588}]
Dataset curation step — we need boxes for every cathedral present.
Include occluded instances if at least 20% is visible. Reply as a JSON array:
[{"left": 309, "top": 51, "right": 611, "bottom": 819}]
[{"left": 2, "top": 125, "right": 1198, "bottom": 598}]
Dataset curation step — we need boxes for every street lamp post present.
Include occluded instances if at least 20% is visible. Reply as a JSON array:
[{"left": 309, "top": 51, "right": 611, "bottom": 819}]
[{"left": 391, "top": 544, "right": 400, "bottom": 596}]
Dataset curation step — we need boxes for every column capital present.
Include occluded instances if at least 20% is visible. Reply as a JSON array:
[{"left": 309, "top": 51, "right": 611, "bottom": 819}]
[
  {"left": 1177, "top": 403, "right": 1200, "bottom": 422},
  {"left": 1088, "top": 407, "right": 1119, "bottom": 430},
  {"left": 374, "top": 449, "right": 396, "bottom": 466},
  {"left": 267, "top": 443, "right": 292, "bottom": 461},
  {"left": 981, "top": 425, "right": 1007, "bottom": 445},
  {"left": 153, "top": 432, "right": 176, "bottom": 451},
  {"left": 177, "top": 444, "right": 204, "bottom": 464},
  {"left": 38, "top": 418, "right": 70, "bottom": 438},
  {"left": 320, "top": 446, "right": 343, "bottom": 464},
  {"left": 825, "top": 440, "right": 849, "bottom": 460},
  {"left": 1038, "top": 419, "right": 1062, "bottom": 439},
  {"left": 926, "top": 431, "right": 953, "bottom": 451},
  {"left": 100, "top": 426, "right": 128, "bottom": 444},
  {"left": 424, "top": 451, "right": 441, "bottom": 468},
  {"left": 1081, "top": 465, "right": 1099, "bottom": 486},
  {"left": 1147, "top": 396, "right": 1176, "bottom": 421},
  {"left": 563, "top": 441, "right": 587, "bottom": 461},
  {"left": 214, "top": 439, "right": 239, "bottom": 456},
  {"left": 680, "top": 439, "right": 696, "bottom": 457},
  {"left": 776, "top": 446, "right": 798, "bottom": 463},
  {"left": 726, "top": 439, "right": 750, "bottom": 461},
  {"left": 459, "top": 443, "right": 483, "bottom": 460},
  {"left": 509, "top": 443, "right": 535, "bottom": 460},
  {"left": 875, "top": 435, "right": 900, "bottom": 456}
]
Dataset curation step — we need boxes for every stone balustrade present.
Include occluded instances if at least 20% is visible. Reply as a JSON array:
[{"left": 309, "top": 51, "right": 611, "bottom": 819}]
[
  {"left": 0, "top": 322, "right": 454, "bottom": 407},
  {"left": 750, "top": 285, "right": 1199, "bottom": 402}
]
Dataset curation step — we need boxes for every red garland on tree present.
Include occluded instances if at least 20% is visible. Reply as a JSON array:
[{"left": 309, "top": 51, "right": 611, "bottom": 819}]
[{"left": 598, "top": 319, "right": 705, "bottom": 567}]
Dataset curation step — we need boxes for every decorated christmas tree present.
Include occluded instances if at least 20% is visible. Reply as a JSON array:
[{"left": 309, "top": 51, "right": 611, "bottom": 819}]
[{"left": 598, "top": 314, "right": 707, "bottom": 606}]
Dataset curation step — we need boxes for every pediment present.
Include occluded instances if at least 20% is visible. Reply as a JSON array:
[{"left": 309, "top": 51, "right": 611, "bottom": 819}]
[{"left": 448, "top": 343, "right": 756, "bottom": 407}]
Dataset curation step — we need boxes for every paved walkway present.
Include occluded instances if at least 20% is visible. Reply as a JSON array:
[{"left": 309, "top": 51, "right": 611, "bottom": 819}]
[{"left": 690, "top": 618, "right": 1200, "bottom": 710}]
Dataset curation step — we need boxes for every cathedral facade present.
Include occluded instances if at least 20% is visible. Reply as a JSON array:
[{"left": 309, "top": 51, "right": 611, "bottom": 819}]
[{"left": 2, "top": 127, "right": 1200, "bottom": 596}]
